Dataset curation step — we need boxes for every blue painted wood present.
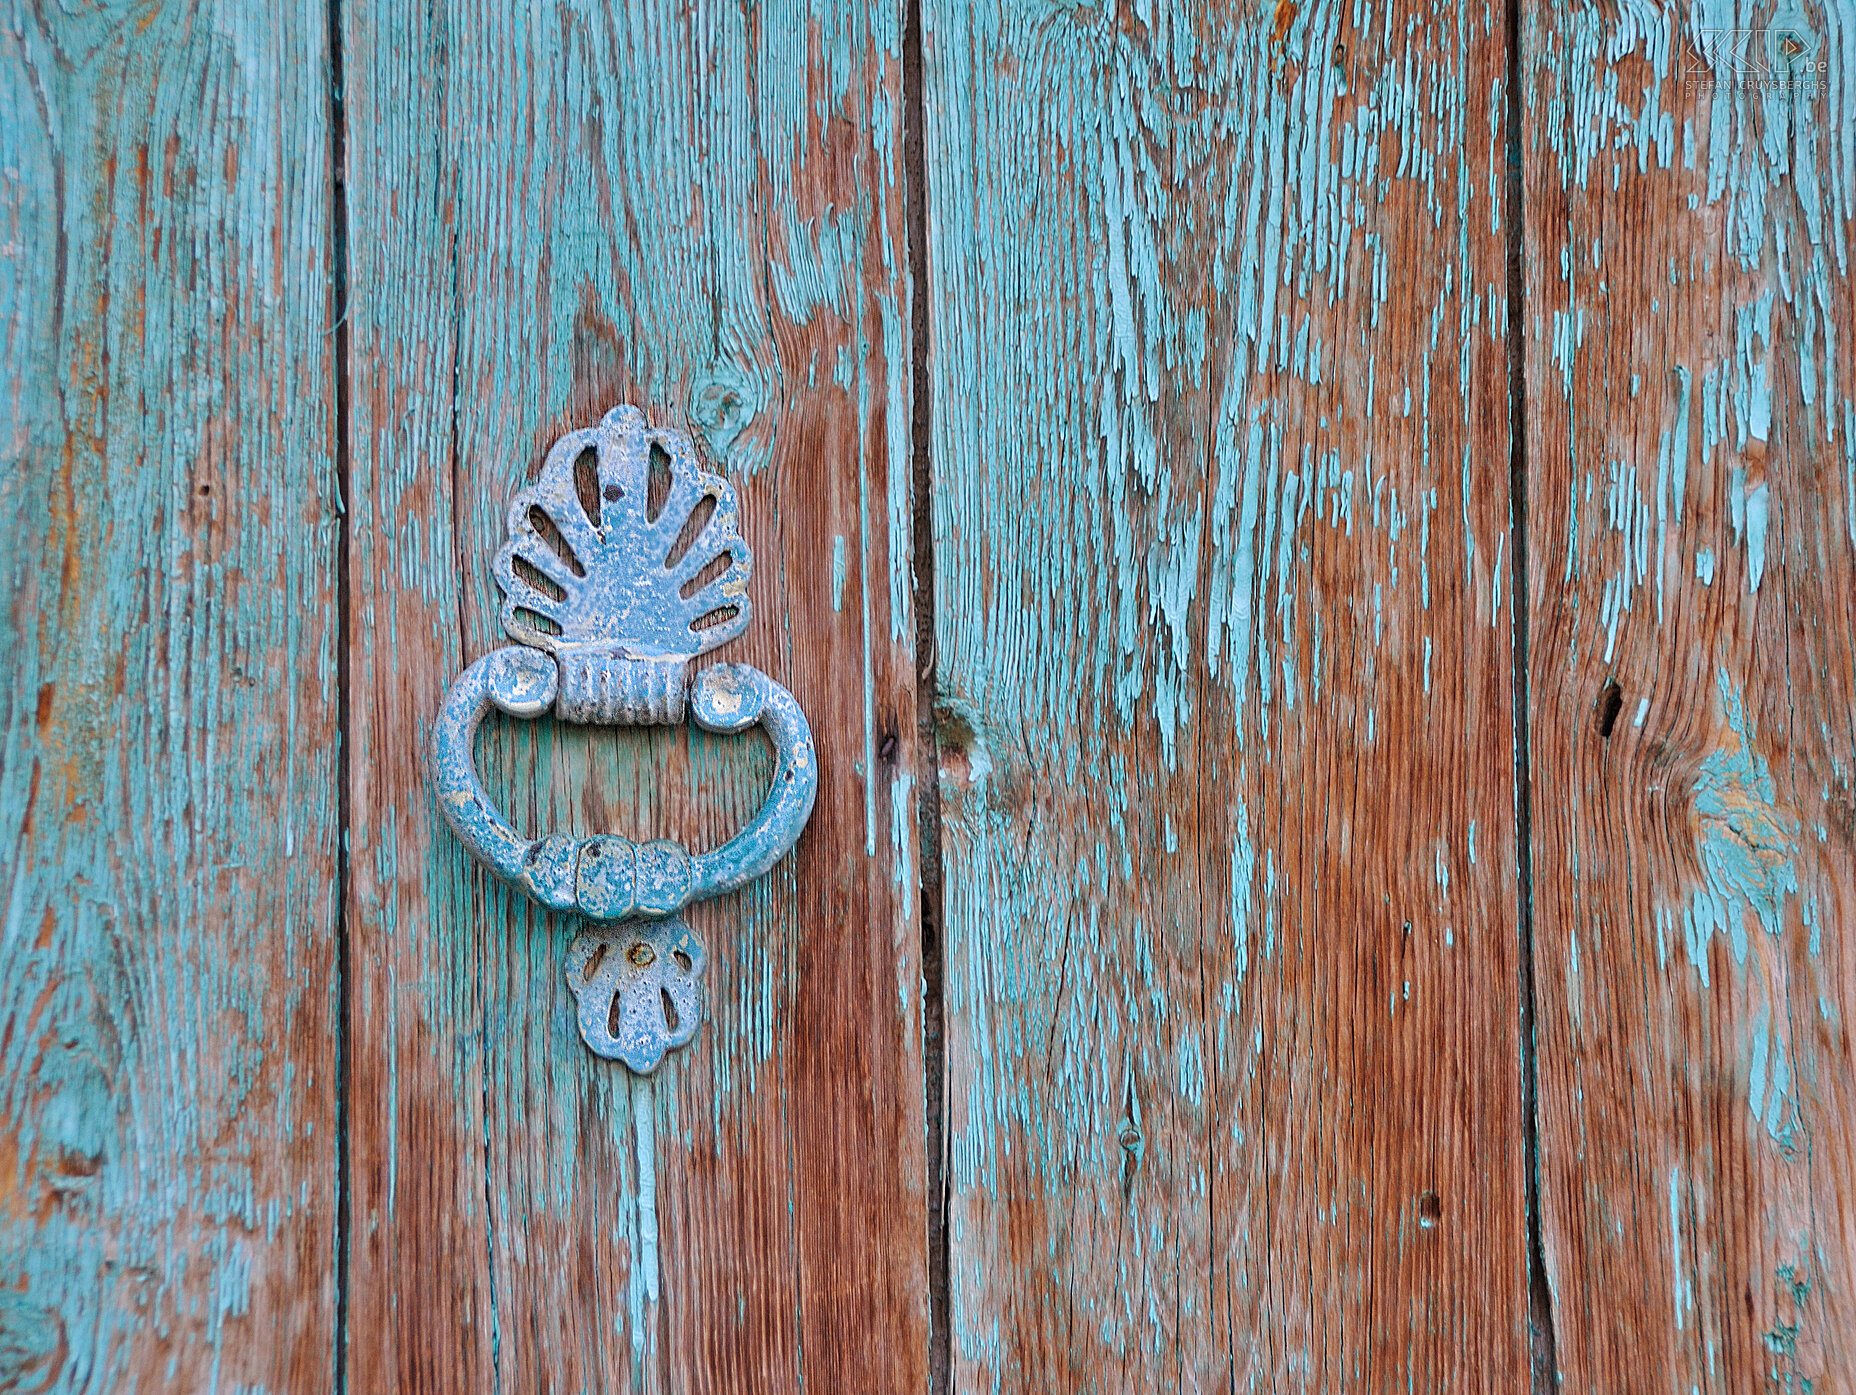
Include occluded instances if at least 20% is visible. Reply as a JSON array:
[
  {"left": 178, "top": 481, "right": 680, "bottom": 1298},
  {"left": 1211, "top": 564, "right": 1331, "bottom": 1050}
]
[
  {"left": 922, "top": 1, "right": 1529, "bottom": 1387},
  {"left": 338, "top": 0, "right": 928, "bottom": 1388},
  {"left": 0, "top": 5, "right": 342, "bottom": 1390},
  {"left": 14, "top": 3, "right": 1843, "bottom": 1390},
  {"left": 1521, "top": 1, "right": 1856, "bottom": 1387}
]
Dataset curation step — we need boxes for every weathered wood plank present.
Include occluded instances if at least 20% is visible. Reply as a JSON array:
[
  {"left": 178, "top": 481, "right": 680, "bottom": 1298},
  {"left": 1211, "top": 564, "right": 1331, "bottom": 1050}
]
[
  {"left": 922, "top": 1, "right": 1528, "bottom": 1387},
  {"left": 0, "top": 6, "right": 342, "bottom": 1390},
  {"left": 1521, "top": 2, "right": 1856, "bottom": 1387},
  {"left": 340, "top": 1, "right": 928, "bottom": 1388}
]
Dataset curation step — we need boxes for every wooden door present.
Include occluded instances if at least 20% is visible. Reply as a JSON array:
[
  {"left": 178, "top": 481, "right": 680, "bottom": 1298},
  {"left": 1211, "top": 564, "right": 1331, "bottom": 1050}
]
[{"left": 4, "top": 1, "right": 1852, "bottom": 1391}]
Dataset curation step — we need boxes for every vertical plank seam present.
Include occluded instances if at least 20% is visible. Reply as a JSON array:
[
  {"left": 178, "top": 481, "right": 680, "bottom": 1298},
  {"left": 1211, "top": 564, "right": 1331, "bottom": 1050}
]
[
  {"left": 325, "top": 0, "right": 354, "bottom": 1386},
  {"left": 902, "top": 0, "right": 951, "bottom": 1387},
  {"left": 1502, "top": 0, "right": 1561, "bottom": 1385},
  {"left": 449, "top": 150, "right": 503, "bottom": 1393}
]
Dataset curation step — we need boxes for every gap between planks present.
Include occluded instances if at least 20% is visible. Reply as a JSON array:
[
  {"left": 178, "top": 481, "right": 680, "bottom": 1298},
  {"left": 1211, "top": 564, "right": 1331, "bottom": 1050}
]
[
  {"left": 1502, "top": 0, "right": 1561, "bottom": 1384},
  {"left": 325, "top": 0, "right": 354, "bottom": 1385},
  {"left": 903, "top": 0, "right": 953, "bottom": 1386}
]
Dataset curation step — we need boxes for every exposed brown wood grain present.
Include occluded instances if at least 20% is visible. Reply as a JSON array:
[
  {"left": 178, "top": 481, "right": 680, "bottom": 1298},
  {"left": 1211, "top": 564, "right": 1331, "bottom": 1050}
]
[
  {"left": 12, "top": 0, "right": 1856, "bottom": 1387},
  {"left": 339, "top": 1, "right": 928, "bottom": 1390},
  {"left": 1522, "top": 3, "right": 1856, "bottom": 1388},
  {"left": 922, "top": 1, "right": 1529, "bottom": 1387},
  {"left": 0, "top": 4, "right": 342, "bottom": 1389}
]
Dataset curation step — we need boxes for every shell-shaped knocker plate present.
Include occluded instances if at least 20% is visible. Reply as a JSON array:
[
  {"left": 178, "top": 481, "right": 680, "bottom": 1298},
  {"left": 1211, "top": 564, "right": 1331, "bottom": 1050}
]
[
  {"left": 429, "top": 405, "right": 817, "bottom": 1070},
  {"left": 565, "top": 917, "right": 706, "bottom": 1073}
]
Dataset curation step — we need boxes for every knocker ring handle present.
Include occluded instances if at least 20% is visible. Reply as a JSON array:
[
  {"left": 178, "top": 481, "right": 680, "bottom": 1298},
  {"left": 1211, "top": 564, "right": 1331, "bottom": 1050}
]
[{"left": 430, "top": 645, "right": 817, "bottom": 921}]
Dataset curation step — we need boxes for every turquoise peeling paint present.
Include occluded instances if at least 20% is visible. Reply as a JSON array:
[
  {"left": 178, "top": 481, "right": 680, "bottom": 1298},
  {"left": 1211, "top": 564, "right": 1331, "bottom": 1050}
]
[
  {"left": 2, "top": 4, "right": 345, "bottom": 1387},
  {"left": 1681, "top": 670, "right": 1799, "bottom": 985},
  {"left": 336, "top": 0, "right": 923, "bottom": 1381},
  {"left": 928, "top": 0, "right": 1518, "bottom": 1381},
  {"left": 627, "top": 1073, "right": 660, "bottom": 1380},
  {"left": 1670, "top": 1167, "right": 1695, "bottom": 1334},
  {"left": 1670, "top": 666, "right": 1808, "bottom": 1160},
  {"left": 1543, "top": 0, "right": 1855, "bottom": 637},
  {"left": 1745, "top": 995, "right": 1800, "bottom": 1149}
]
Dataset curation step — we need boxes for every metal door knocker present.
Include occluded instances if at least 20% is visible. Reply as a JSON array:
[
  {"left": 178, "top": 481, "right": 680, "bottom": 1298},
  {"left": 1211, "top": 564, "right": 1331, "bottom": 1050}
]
[{"left": 430, "top": 405, "right": 817, "bottom": 1071}]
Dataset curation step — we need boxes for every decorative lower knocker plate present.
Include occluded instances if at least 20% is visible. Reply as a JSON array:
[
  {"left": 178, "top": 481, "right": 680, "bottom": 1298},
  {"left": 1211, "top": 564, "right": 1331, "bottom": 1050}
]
[{"left": 430, "top": 406, "right": 816, "bottom": 1070}]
